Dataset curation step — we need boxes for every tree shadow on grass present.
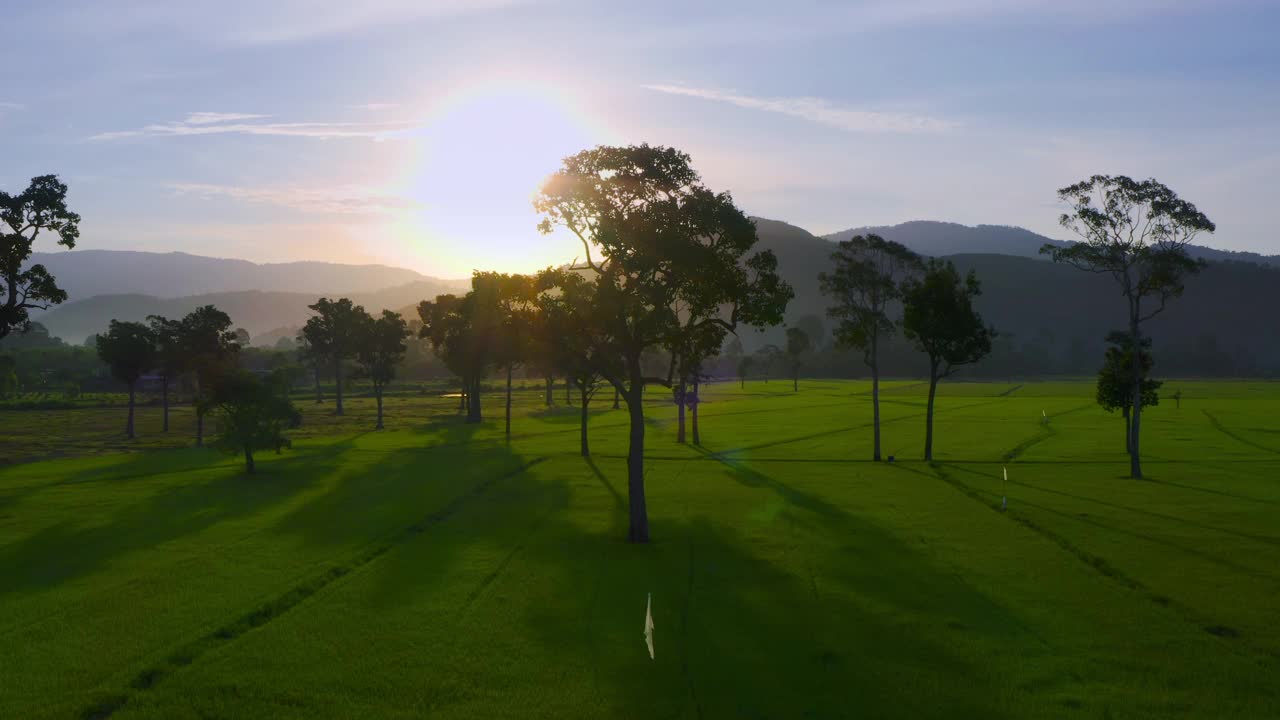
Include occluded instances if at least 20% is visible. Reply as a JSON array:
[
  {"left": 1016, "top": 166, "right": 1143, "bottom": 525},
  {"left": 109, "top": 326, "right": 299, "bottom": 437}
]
[{"left": 0, "top": 439, "right": 364, "bottom": 596}]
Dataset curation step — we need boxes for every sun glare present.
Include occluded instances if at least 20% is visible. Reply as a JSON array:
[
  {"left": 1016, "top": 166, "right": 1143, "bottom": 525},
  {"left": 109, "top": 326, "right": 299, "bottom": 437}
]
[{"left": 394, "top": 79, "right": 610, "bottom": 276}]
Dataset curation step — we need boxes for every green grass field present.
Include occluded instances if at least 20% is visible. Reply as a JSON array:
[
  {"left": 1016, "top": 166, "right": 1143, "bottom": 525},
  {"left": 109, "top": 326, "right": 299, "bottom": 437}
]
[{"left": 2, "top": 379, "right": 1278, "bottom": 719}]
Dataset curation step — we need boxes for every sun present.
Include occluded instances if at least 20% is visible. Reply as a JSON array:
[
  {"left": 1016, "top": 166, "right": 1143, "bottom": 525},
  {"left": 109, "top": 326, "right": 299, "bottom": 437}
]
[{"left": 394, "top": 78, "right": 612, "bottom": 275}]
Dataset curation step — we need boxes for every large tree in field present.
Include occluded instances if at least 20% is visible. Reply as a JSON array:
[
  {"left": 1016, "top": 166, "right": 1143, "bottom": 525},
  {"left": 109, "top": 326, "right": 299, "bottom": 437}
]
[
  {"left": 1, "top": 176, "right": 81, "bottom": 341},
  {"left": 535, "top": 144, "right": 792, "bottom": 543},
  {"left": 355, "top": 309, "right": 411, "bottom": 430},
  {"left": 180, "top": 305, "right": 239, "bottom": 447},
  {"left": 1097, "top": 331, "right": 1161, "bottom": 454},
  {"left": 902, "top": 259, "right": 994, "bottom": 462},
  {"left": 536, "top": 267, "right": 616, "bottom": 456},
  {"left": 418, "top": 291, "right": 494, "bottom": 424},
  {"left": 473, "top": 272, "right": 537, "bottom": 440},
  {"left": 669, "top": 321, "right": 723, "bottom": 444},
  {"left": 147, "top": 315, "right": 184, "bottom": 432},
  {"left": 819, "top": 234, "right": 923, "bottom": 461},
  {"left": 295, "top": 330, "right": 324, "bottom": 404},
  {"left": 204, "top": 369, "right": 300, "bottom": 474},
  {"left": 96, "top": 320, "right": 156, "bottom": 439},
  {"left": 303, "top": 297, "right": 365, "bottom": 417},
  {"left": 1042, "top": 175, "right": 1213, "bottom": 479}
]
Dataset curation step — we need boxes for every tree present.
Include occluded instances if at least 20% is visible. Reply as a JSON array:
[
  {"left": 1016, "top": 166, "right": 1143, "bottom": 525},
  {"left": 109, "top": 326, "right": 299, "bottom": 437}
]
[
  {"left": 204, "top": 369, "right": 300, "bottom": 474},
  {"left": 536, "top": 267, "right": 616, "bottom": 456},
  {"left": 535, "top": 144, "right": 792, "bottom": 542},
  {"left": 233, "top": 327, "right": 251, "bottom": 347},
  {"left": 670, "top": 322, "right": 723, "bottom": 444},
  {"left": 96, "top": 320, "right": 156, "bottom": 439},
  {"left": 418, "top": 290, "right": 495, "bottom": 424},
  {"left": 1097, "top": 331, "right": 1161, "bottom": 454},
  {"left": 295, "top": 329, "right": 324, "bottom": 403},
  {"left": 179, "top": 305, "right": 239, "bottom": 446},
  {"left": 902, "top": 259, "right": 995, "bottom": 461},
  {"left": 819, "top": 234, "right": 923, "bottom": 461},
  {"left": 1, "top": 175, "right": 81, "bottom": 341},
  {"left": 303, "top": 297, "right": 366, "bottom": 416},
  {"left": 0, "top": 354, "right": 18, "bottom": 398},
  {"left": 785, "top": 327, "right": 810, "bottom": 392},
  {"left": 1042, "top": 175, "right": 1213, "bottom": 479},
  {"left": 736, "top": 355, "right": 753, "bottom": 390},
  {"left": 147, "top": 315, "right": 184, "bottom": 432},
  {"left": 794, "top": 314, "right": 827, "bottom": 352},
  {"left": 355, "top": 309, "right": 411, "bottom": 430},
  {"left": 474, "top": 272, "right": 537, "bottom": 440}
]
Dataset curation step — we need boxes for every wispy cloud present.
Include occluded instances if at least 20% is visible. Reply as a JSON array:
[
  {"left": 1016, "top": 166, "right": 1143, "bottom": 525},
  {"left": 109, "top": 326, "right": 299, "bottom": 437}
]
[
  {"left": 90, "top": 112, "right": 419, "bottom": 141},
  {"left": 171, "top": 182, "right": 420, "bottom": 215},
  {"left": 0, "top": 102, "right": 24, "bottom": 110},
  {"left": 644, "top": 84, "right": 955, "bottom": 134}
]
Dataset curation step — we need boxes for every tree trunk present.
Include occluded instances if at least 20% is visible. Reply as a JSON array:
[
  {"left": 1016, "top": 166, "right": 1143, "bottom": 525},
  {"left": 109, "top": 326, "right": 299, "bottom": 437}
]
[
  {"left": 244, "top": 446, "right": 255, "bottom": 474},
  {"left": 740, "top": 375, "right": 744, "bottom": 390},
  {"left": 314, "top": 365, "right": 322, "bottom": 403},
  {"left": 1129, "top": 317, "right": 1144, "bottom": 478},
  {"left": 676, "top": 380, "right": 686, "bottom": 444},
  {"left": 126, "top": 381, "right": 136, "bottom": 439},
  {"left": 161, "top": 377, "right": 169, "bottom": 432},
  {"left": 625, "top": 381, "right": 649, "bottom": 543},
  {"left": 793, "top": 367, "right": 798, "bottom": 392},
  {"left": 459, "top": 385, "right": 467, "bottom": 413},
  {"left": 580, "top": 381, "right": 590, "bottom": 457},
  {"left": 871, "top": 355, "right": 882, "bottom": 462},
  {"left": 545, "top": 376, "right": 554, "bottom": 406},
  {"left": 505, "top": 364, "right": 513, "bottom": 441},
  {"left": 466, "top": 376, "right": 482, "bottom": 423},
  {"left": 613, "top": 388, "right": 620, "bottom": 410},
  {"left": 375, "top": 384, "right": 385, "bottom": 430},
  {"left": 565, "top": 380, "right": 571, "bottom": 405},
  {"left": 196, "top": 410, "right": 204, "bottom": 447},
  {"left": 924, "top": 368, "right": 939, "bottom": 462},
  {"left": 333, "top": 357, "right": 344, "bottom": 416},
  {"left": 691, "top": 378, "right": 701, "bottom": 445}
]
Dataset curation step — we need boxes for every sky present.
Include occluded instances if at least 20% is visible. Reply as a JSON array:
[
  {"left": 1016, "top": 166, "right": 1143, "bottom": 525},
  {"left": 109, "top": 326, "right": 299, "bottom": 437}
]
[{"left": 2, "top": 0, "right": 1278, "bottom": 278}]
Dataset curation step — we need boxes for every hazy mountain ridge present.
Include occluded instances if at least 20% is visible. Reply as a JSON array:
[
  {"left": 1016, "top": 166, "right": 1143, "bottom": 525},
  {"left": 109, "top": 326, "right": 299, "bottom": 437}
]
[
  {"left": 37, "top": 279, "right": 469, "bottom": 345},
  {"left": 820, "top": 220, "right": 1280, "bottom": 268},
  {"left": 28, "top": 249, "right": 463, "bottom": 302}
]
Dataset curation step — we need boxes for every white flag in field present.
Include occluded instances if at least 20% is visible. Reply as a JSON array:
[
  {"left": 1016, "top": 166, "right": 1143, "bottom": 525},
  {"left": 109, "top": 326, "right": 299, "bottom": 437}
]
[{"left": 644, "top": 593, "right": 655, "bottom": 660}]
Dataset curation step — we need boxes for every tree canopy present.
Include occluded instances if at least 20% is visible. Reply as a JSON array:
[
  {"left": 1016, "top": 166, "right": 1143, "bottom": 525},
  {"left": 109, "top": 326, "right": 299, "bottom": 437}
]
[{"left": 1, "top": 175, "right": 81, "bottom": 340}]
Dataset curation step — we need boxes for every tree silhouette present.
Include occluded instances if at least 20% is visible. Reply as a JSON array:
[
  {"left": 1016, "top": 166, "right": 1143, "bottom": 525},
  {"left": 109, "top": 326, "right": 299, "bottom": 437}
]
[
  {"left": 736, "top": 355, "right": 753, "bottom": 389},
  {"left": 303, "top": 297, "right": 365, "bottom": 416},
  {"left": 418, "top": 291, "right": 494, "bottom": 424},
  {"left": 902, "top": 259, "right": 995, "bottom": 461},
  {"left": 146, "top": 315, "right": 184, "bottom": 432},
  {"left": 96, "top": 320, "right": 156, "bottom": 439},
  {"left": 785, "top": 327, "right": 810, "bottom": 392},
  {"left": 474, "top": 272, "right": 537, "bottom": 441},
  {"left": 535, "top": 144, "right": 792, "bottom": 542},
  {"left": 179, "top": 305, "right": 239, "bottom": 446},
  {"left": 295, "top": 329, "right": 324, "bottom": 404},
  {"left": 1097, "top": 331, "right": 1161, "bottom": 454},
  {"left": 1043, "top": 175, "right": 1213, "bottom": 478},
  {"left": 536, "top": 267, "right": 615, "bottom": 456},
  {"left": 1, "top": 175, "right": 81, "bottom": 341},
  {"left": 203, "top": 369, "right": 300, "bottom": 474},
  {"left": 820, "top": 234, "right": 923, "bottom": 460},
  {"left": 355, "top": 309, "right": 411, "bottom": 430}
]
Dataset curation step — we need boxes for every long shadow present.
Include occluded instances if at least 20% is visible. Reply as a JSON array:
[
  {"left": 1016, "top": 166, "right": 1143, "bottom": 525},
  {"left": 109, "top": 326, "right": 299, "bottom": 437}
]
[{"left": 0, "top": 440, "right": 364, "bottom": 596}]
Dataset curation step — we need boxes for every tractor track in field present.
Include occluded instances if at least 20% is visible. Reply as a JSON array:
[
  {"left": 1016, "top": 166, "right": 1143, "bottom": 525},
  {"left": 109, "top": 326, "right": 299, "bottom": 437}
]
[
  {"left": 1202, "top": 410, "right": 1280, "bottom": 455},
  {"left": 77, "top": 457, "right": 548, "bottom": 720},
  {"left": 930, "top": 463, "right": 1276, "bottom": 664}
]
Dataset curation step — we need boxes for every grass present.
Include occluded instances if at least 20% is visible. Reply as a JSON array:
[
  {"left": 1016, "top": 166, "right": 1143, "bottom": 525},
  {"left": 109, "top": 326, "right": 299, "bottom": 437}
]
[{"left": 1, "top": 379, "right": 1278, "bottom": 718}]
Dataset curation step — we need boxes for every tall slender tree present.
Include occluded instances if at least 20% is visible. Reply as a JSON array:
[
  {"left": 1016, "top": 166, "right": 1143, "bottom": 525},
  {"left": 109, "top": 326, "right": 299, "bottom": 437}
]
[
  {"left": 474, "top": 272, "right": 536, "bottom": 441},
  {"left": 535, "top": 144, "right": 792, "bottom": 542},
  {"left": 1042, "top": 175, "right": 1213, "bottom": 478},
  {"left": 96, "top": 320, "right": 156, "bottom": 439},
  {"left": 819, "top": 234, "right": 923, "bottom": 461},
  {"left": 179, "top": 305, "right": 239, "bottom": 447},
  {"left": 418, "top": 289, "right": 495, "bottom": 424},
  {"left": 147, "top": 315, "right": 183, "bottom": 432},
  {"left": 902, "top": 260, "right": 995, "bottom": 461},
  {"left": 303, "top": 297, "right": 365, "bottom": 416},
  {"left": 355, "top": 309, "right": 411, "bottom": 430},
  {"left": 1096, "top": 331, "right": 1161, "bottom": 454},
  {"left": 785, "top": 327, "right": 810, "bottom": 393},
  {"left": 1, "top": 175, "right": 81, "bottom": 341}
]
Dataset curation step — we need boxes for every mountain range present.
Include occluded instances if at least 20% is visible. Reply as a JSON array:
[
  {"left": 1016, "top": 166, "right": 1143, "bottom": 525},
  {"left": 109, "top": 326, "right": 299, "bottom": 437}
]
[{"left": 23, "top": 222, "right": 1280, "bottom": 375}]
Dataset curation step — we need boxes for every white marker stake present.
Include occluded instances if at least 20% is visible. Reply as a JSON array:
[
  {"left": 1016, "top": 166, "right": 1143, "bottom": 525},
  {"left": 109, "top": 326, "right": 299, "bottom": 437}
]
[
  {"left": 1002, "top": 466, "right": 1008, "bottom": 511},
  {"left": 644, "top": 593, "right": 655, "bottom": 660}
]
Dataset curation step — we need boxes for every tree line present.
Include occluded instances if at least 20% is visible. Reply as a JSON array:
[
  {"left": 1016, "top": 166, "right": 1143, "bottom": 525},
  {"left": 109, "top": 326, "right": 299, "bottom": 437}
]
[{"left": 3, "top": 152, "right": 1213, "bottom": 535}]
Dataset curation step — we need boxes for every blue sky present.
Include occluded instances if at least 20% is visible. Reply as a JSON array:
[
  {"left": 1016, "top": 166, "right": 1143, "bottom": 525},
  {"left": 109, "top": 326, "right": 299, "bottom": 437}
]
[{"left": 2, "top": 0, "right": 1277, "bottom": 276}]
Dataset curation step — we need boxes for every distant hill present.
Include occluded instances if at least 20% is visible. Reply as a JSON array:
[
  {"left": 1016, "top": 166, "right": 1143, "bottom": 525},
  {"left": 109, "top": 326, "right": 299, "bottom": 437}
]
[
  {"left": 821, "top": 220, "right": 1280, "bottom": 268},
  {"left": 750, "top": 218, "right": 1280, "bottom": 376},
  {"left": 37, "top": 279, "right": 469, "bottom": 345},
  {"left": 27, "top": 249, "right": 457, "bottom": 303}
]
